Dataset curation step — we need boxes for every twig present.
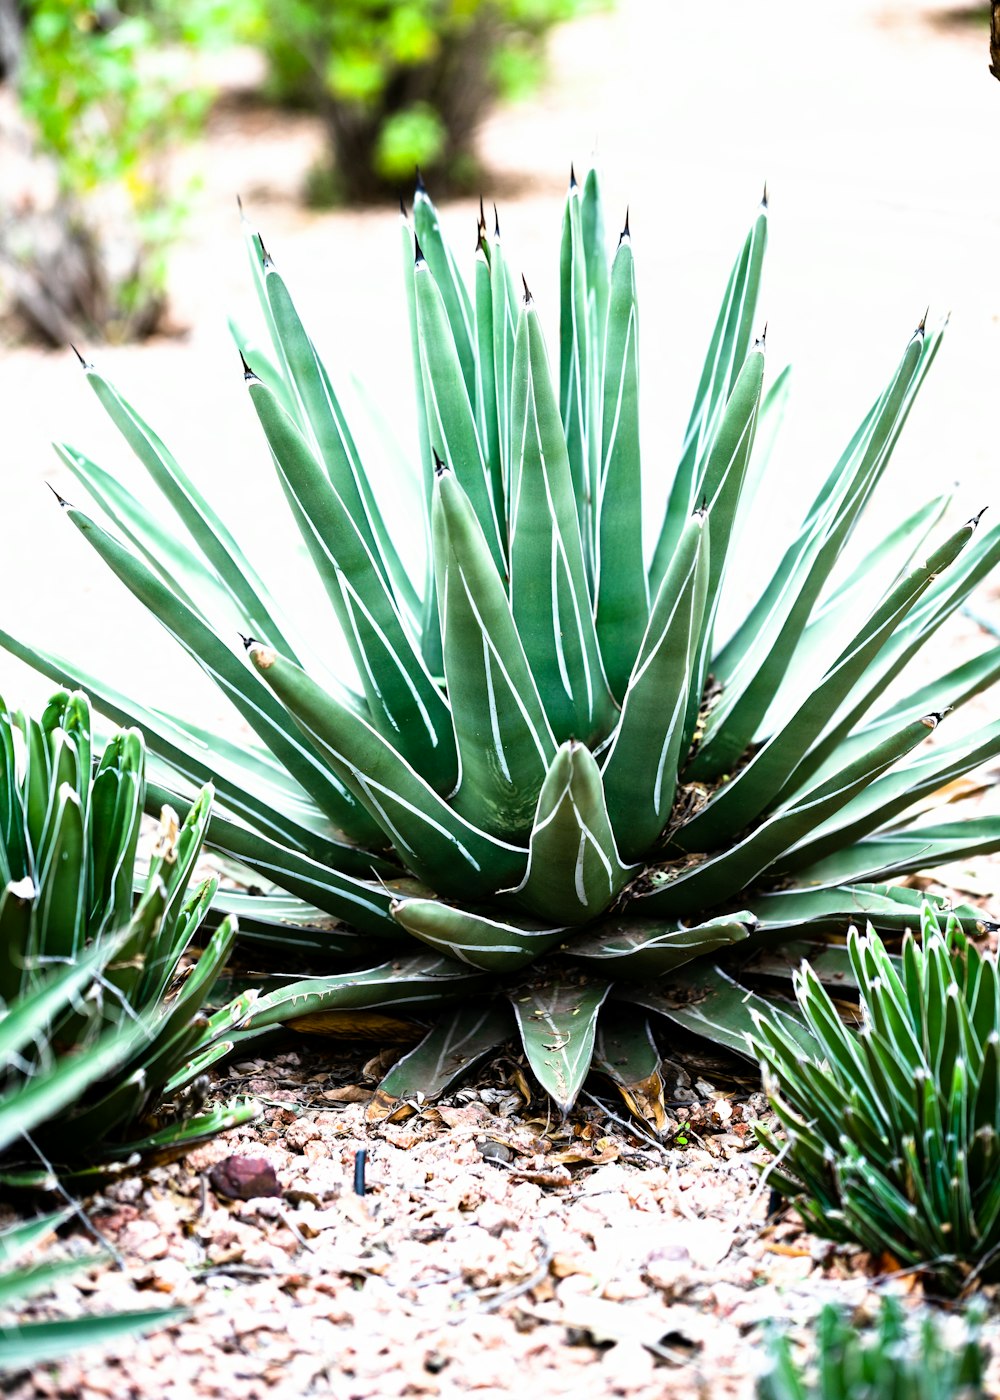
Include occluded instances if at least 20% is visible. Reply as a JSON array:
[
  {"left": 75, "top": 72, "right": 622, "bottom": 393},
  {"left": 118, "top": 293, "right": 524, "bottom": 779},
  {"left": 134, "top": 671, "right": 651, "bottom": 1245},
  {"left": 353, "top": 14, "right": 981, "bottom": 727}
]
[
  {"left": 479, "top": 1231, "right": 553, "bottom": 1313},
  {"left": 580, "top": 1090, "right": 671, "bottom": 1158},
  {"left": 21, "top": 1130, "right": 126, "bottom": 1268}
]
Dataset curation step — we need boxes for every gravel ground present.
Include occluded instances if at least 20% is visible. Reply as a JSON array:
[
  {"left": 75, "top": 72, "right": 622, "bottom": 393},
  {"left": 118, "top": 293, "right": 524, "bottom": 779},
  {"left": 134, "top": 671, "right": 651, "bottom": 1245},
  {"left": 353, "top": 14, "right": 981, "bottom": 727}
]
[{"left": 4, "top": 2, "right": 1000, "bottom": 1395}]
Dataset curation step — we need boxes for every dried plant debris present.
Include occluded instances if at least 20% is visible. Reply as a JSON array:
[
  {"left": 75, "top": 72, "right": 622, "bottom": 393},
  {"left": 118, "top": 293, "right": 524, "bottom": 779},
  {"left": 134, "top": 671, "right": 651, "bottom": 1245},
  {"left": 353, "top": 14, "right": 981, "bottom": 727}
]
[{"left": 3, "top": 1046, "right": 999, "bottom": 1399}]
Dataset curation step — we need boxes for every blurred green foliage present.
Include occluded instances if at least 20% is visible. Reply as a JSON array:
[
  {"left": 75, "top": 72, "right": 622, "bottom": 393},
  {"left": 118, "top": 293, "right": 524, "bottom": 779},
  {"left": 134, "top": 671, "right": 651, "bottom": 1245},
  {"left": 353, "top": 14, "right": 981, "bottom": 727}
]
[
  {"left": 11, "top": 0, "right": 220, "bottom": 338},
  {"left": 240, "top": 0, "right": 605, "bottom": 200}
]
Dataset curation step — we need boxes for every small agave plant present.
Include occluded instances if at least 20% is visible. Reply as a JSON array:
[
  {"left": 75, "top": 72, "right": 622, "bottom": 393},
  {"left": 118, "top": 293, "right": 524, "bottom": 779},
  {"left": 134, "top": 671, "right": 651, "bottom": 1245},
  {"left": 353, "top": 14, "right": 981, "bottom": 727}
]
[
  {"left": 4, "top": 167, "right": 1000, "bottom": 1123},
  {"left": 0, "top": 690, "right": 258, "bottom": 1182},
  {"left": 0, "top": 1211, "right": 184, "bottom": 1374},
  {"left": 753, "top": 905, "right": 1000, "bottom": 1295},
  {"left": 758, "top": 1297, "right": 986, "bottom": 1400}
]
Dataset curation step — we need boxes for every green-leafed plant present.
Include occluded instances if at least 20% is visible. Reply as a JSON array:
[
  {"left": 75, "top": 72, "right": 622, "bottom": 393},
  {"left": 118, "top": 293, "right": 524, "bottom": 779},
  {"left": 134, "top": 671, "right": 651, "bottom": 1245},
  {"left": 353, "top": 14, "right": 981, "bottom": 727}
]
[
  {"left": 753, "top": 905, "right": 1000, "bottom": 1294},
  {"left": 5, "top": 168, "right": 1000, "bottom": 1126},
  {"left": 241, "top": 0, "right": 603, "bottom": 199},
  {"left": 0, "top": 690, "right": 258, "bottom": 1182},
  {"left": 0, "top": 1210, "right": 184, "bottom": 1374},
  {"left": 758, "top": 1297, "right": 986, "bottom": 1400},
  {"left": 6, "top": 0, "right": 212, "bottom": 343}
]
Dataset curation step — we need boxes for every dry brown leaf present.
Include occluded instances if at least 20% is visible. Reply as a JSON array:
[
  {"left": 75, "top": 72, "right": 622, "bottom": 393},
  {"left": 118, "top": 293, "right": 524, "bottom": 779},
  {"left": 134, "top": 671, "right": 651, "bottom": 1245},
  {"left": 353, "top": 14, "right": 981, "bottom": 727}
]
[{"left": 321, "top": 1085, "right": 373, "bottom": 1104}]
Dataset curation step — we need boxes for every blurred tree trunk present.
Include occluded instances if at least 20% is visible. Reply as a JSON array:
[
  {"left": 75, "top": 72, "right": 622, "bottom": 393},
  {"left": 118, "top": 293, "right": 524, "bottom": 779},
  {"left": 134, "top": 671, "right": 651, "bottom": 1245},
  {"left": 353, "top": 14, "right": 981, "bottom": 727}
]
[
  {"left": 0, "top": 0, "right": 23, "bottom": 80},
  {"left": 991, "top": 1, "right": 1000, "bottom": 81}
]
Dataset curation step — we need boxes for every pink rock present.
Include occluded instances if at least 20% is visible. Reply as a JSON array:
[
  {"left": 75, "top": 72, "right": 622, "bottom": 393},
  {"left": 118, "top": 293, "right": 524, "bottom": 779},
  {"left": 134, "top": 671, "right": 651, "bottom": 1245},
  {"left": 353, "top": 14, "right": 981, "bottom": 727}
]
[{"left": 208, "top": 1155, "right": 282, "bottom": 1200}]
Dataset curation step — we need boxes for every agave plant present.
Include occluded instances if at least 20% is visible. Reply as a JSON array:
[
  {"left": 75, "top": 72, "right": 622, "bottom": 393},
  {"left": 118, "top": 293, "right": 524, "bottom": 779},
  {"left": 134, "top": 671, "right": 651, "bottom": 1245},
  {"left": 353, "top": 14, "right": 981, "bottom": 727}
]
[
  {"left": 758, "top": 1297, "right": 986, "bottom": 1400},
  {"left": 0, "top": 689, "right": 258, "bottom": 1182},
  {"left": 753, "top": 905, "right": 1000, "bottom": 1294},
  {"left": 3, "top": 167, "right": 1000, "bottom": 1123},
  {"left": 0, "top": 1211, "right": 184, "bottom": 1374}
]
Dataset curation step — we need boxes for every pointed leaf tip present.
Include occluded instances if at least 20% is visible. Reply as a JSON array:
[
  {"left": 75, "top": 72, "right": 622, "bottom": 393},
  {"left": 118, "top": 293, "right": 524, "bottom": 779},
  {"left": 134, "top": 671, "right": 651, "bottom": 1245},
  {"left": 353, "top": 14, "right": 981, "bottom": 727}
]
[
  {"left": 257, "top": 232, "right": 273, "bottom": 268},
  {"left": 917, "top": 307, "right": 929, "bottom": 335},
  {"left": 521, "top": 273, "right": 533, "bottom": 305},
  {"left": 239, "top": 350, "right": 259, "bottom": 382},
  {"left": 414, "top": 166, "right": 426, "bottom": 194},
  {"left": 432, "top": 447, "right": 448, "bottom": 478},
  {"left": 399, "top": 194, "right": 407, "bottom": 218},
  {"left": 756, "top": 322, "right": 768, "bottom": 349},
  {"left": 238, "top": 632, "right": 256, "bottom": 650},
  {"left": 970, "top": 506, "right": 989, "bottom": 528},
  {"left": 619, "top": 206, "right": 630, "bottom": 244},
  {"left": 70, "top": 343, "right": 91, "bottom": 369},
  {"left": 569, "top": 162, "right": 577, "bottom": 189},
  {"left": 493, "top": 202, "right": 500, "bottom": 238},
  {"left": 47, "top": 482, "right": 71, "bottom": 509},
  {"left": 414, "top": 235, "right": 426, "bottom": 266},
  {"left": 761, "top": 181, "right": 769, "bottom": 208}
]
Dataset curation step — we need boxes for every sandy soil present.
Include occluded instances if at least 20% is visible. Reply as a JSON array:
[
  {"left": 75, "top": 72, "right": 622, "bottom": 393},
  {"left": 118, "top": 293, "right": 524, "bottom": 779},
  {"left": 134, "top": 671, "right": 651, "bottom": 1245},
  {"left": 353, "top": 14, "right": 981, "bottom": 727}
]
[{"left": 4, "top": 2, "right": 1000, "bottom": 1395}]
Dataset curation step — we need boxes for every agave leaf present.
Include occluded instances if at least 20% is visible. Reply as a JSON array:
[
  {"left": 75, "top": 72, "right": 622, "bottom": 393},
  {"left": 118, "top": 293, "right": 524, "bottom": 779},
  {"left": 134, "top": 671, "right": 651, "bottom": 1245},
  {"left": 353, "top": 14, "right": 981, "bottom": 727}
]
[
  {"left": 178, "top": 799, "right": 406, "bottom": 938},
  {"left": 399, "top": 211, "right": 441, "bottom": 675},
  {"left": 81, "top": 362, "right": 300, "bottom": 660},
  {"left": 0, "top": 625, "right": 368, "bottom": 861},
  {"left": 77, "top": 1099, "right": 261, "bottom": 1172},
  {"left": 88, "top": 731, "right": 144, "bottom": 940},
  {"left": 0, "top": 1019, "right": 146, "bottom": 1156},
  {"left": 390, "top": 897, "right": 567, "bottom": 972},
  {"left": 247, "top": 371, "right": 457, "bottom": 788},
  {"left": 776, "top": 715, "right": 1000, "bottom": 873},
  {"left": 644, "top": 713, "right": 943, "bottom": 915},
  {"left": 788, "top": 816, "right": 1000, "bottom": 888},
  {"left": 261, "top": 261, "right": 416, "bottom": 614},
  {"left": 568, "top": 912, "right": 754, "bottom": 977},
  {"left": 55, "top": 501, "right": 382, "bottom": 846},
  {"left": 620, "top": 962, "right": 811, "bottom": 1061},
  {"left": 685, "top": 344, "right": 765, "bottom": 742},
  {"left": 510, "top": 976, "right": 611, "bottom": 1116},
  {"left": 581, "top": 168, "right": 610, "bottom": 365},
  {"left": 56, "top": 443, "right": 234, "bottom": 625},
  {"left": 693, "top": 324, "right": 929, "bottom": 776},
  {"left": 474, "top": 233, "right": 504, "bottom": 533},
  {"left": 0, "top": 1209, "right": 74, "bottom": 1266},
  {"left": 0, "top": 879, "right": 32, "bottom": 1004},
  {"left": 510, "top": 292, "right": 617, "bottom": 745},
  {"left": 369, "top": 1001, "right": 513, "bottom": 1118},
  {"left": 649, "top": 194, "right": 767, "bottom": 593},
  {"left": 489, "top": 214, "right": 519, "bottom": 510},
  {"left": 0, "top": 1307, "right": 187, "bottom": 1373},
  {"left": 246, "top": 641, "right": 528, "bottom": 899},
  {"left": 415, "top": 254, "right": 504, "bottom": 570},
  {"left": 245, "top": 952, "right": 490, "bottom": 1032},
  {"left": 0, "top": 940, "right": 115, "bottom": 1069},
  {"left": 413, "top": 178, "right": 477, "bottom": 404},
  {"left": 514, "top": 742, "right": 636, "bottom": 924},
  {"left": 748, "top": 881, "right": 988, "bottom": 936},
  {"left": 201, "top": 879, "right": 378, "bottom": 942},
  {"left": 679, "top": 514, "right": 977, "bottom": 850},
  {"left": 592, "top": 1006, "right": 670, "bottom": 1137},
  {"left": 789, "top": 517, "right": 1000, "bottom": 785},
  {"left": 34, "top": 786, "right": 85, "bottom": 960},
  {"left": 559, "top": 171, "right": 594, "bottom": 561},
  {"left": 432, "top": 465, "right": 555, "bottom": 837},
  {"left": 784, "top": 642, "right": 1000, "bottom": 801},
  {"left": 757, "top": 493, "right": 951, "bottom": 740},
  {"left": 600, "top": 509, "right": 709, "bottom": 860},
  {"left": 595, "top": 226, "right": 647, "bottom": 698}
]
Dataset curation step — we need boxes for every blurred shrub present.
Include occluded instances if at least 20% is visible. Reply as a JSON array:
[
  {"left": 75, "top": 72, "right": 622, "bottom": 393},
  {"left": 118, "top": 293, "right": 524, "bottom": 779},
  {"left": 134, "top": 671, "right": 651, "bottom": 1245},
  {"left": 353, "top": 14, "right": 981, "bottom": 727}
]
[
  {"left": 4, "top": 0, "right": 218, "bottom": 342},
  {"left": 241, "top": 0, "right": 605, "bottom": 201}
]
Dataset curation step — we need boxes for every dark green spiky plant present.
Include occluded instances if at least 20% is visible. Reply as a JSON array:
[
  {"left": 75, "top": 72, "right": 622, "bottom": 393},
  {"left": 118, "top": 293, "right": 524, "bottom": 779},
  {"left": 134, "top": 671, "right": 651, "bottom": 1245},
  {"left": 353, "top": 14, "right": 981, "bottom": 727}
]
[
  {"left": 758, "top": 1297, "right": 986, "bottom": 1400},
  {"left": 0, "top": 690, "right": 258, "bottom": 1182},
  {"left": 753, "top": 904, "right": 1000, "bottom": 1294},
  {"left": 4, "top": 168, "right": 1000, "bottom": 1123},
  {"left": 0, "top": 1211, "right": 184, "bottom": 1374}
]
